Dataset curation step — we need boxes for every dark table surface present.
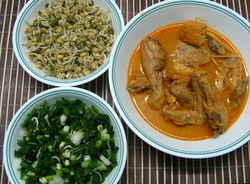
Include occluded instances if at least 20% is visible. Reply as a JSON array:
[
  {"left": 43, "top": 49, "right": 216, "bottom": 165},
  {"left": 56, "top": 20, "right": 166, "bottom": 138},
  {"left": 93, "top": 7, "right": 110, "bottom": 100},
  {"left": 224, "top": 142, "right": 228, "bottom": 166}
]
[{"left": 0, "top": 0, "right": 249, "bottom": 183}]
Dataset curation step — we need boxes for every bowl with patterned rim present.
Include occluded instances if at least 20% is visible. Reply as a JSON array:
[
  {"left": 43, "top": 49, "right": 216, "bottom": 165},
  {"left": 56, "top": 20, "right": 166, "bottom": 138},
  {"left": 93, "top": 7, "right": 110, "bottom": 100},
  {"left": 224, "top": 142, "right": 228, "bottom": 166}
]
[
  {"left": 13, "top": 0, "right": 124, "bottom": 86},
  {"left": 109, "top": 0, "right": 250, "bottom": 158},
  {"left": 4, "top": 87, "right": 127, "bottom": 183}
]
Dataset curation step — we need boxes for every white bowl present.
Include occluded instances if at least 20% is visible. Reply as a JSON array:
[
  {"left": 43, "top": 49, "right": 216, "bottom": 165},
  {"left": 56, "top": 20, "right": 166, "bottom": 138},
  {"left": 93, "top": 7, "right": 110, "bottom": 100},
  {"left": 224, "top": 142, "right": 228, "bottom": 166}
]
[
  {"left": 13, "top": 0, "right": 124, "bottom": 86},
  {"left": 3, "top": 87, "right": 127, "bottom": 184},
  {"left": 109, "top": 0, "right": 250, "bottom": 158}
]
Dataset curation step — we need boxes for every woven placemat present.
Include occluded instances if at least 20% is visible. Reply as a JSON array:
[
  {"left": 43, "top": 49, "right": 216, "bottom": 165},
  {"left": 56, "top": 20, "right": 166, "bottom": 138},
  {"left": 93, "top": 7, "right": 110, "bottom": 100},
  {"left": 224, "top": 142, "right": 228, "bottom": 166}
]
[{"left": 0, "top": 0, "right": 249, "bottom": 183}]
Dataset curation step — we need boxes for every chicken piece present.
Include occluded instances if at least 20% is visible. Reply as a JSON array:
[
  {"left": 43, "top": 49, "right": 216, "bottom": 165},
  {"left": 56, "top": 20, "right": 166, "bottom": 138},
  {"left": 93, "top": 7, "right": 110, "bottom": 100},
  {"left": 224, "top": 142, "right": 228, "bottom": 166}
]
[
  {"left": 215, "top": 69, "right": 227, "bottom": 93},
  {"left": 141, "top": 37, "right": 167, "bottom": 108},
  {"left": 170, "top": 82, "right": 194, "bottom": 108},
  {"left": 192, "top": 70, "right": 228, "bottom": 136},
  {"left": 141, "top": 37, "right": 166, "bottom": 79},
  {"left": 222, "top": 58, "right": 242, "bottom": 86},
  {"left": 126, "top": 74, "right": 152, "bottom": 93},
  {"left": 207, "top": 35, "right": 226, "bottom": 55},
  {"left": 162, "top": 88, "right": 207, "bottom": 126},
  {"left": 173, "top": 42, "right": 210, "bottom": 66},
  {"left": 166, "top": 63, "right": 198, "bottom": 85},
  {"left": 147, "top": 70, "right": 166, "bottom": 108},
  {"left": 162, "top": 73, "right": 208, "bottom": 126},
  {"left": 216, "top": 57, "right": 242, "bottom": 93},
  {"left": 229, "top": 76, "right": 249, "bottom": 109},
  {"left": 179, "top": 20, "right": 207, "bottom": 47},
  {"left": 164, "top": 87, "right": 177, "bottom": 104},
  {"left": 162, "top": 109, "right": 207, "bottom": 126}
]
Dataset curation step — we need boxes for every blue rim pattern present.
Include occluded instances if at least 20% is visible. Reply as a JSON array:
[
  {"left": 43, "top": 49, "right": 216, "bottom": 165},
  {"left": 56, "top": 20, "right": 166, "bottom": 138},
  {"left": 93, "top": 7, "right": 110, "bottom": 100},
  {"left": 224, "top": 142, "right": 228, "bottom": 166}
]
[
  {"left": 14, "top": 0, "right": 124, "bottom": 85},
  {"left": 110, "top": 0, "right": 250, "bottom": 158},
  {"left": 4, "top": 88, "right": 127, "bottom": 184}
]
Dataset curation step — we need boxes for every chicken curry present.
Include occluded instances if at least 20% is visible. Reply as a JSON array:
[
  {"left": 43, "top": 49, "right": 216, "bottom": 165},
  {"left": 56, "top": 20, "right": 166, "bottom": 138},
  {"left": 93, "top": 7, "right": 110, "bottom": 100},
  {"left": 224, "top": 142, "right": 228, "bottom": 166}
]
[{"left": 126, "top": 20, "right": 249, "bottom": 141}]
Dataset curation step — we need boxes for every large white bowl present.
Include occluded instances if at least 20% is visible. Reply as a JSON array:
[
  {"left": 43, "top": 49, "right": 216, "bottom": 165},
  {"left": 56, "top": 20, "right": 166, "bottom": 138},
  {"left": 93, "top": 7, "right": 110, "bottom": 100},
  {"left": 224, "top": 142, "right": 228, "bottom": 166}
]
[
  {"left": 3, "top": 87, "right": 127, "bottom": 184},
  {"left": 109, "top": 0, "right": 250, "bottom": 159},
  {"left": 13, "top": 0, "right": 124, "bottom": 86}
]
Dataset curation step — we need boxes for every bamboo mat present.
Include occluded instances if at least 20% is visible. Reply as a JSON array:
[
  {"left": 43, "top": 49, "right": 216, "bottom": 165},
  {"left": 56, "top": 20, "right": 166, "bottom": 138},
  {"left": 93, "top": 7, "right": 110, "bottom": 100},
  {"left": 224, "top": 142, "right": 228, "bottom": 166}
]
[{"left": 0, "top": 0, "right": 249, "bottom": 183}]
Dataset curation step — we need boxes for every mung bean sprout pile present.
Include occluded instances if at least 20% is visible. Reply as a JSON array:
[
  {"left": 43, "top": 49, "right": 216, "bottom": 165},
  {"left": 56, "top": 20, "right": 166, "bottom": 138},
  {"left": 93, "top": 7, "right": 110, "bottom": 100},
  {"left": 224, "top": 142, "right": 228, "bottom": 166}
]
[{"left": 23, "top": 0, "right": 114, "bottom": 79}]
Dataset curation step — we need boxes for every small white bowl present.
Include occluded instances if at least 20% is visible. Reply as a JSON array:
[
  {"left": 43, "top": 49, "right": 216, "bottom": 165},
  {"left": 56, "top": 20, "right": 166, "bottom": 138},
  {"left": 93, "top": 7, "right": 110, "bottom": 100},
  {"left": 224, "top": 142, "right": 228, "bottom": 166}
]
[
  {"left": 3, "top": 87, "right": 127, "bottom": 184},
  {"left": 109, "top": 0, "right": 250, "bottom": 158},
  {"left": 13, "top": 0, "right": 124, "bottom": 86}
]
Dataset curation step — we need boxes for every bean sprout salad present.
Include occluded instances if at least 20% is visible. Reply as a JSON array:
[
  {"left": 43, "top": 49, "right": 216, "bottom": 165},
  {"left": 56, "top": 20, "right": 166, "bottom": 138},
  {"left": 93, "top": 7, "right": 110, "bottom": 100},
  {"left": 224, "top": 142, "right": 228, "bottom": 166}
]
[{"left": 23, "top": 0, "right": 114, "bottom": 79}]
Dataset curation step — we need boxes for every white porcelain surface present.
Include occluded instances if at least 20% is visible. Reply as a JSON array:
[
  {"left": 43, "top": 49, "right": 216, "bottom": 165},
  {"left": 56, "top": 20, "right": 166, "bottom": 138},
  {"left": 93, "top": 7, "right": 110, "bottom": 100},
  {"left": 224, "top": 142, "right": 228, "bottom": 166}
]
[
  {"left": 109, "top": 0, "right": 250, "bottom": 158},
  {"left": 13, "top": 0, "right": 124, "bottom": 86},
  {"left": 4, "top": 87, "right": 127, "bottom": 184}
]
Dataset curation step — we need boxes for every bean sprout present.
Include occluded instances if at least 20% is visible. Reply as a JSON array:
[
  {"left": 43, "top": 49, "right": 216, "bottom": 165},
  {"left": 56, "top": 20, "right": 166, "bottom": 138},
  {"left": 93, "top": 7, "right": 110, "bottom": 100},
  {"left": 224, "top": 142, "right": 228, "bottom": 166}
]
[{"left": 23, "top": 0, "right": 114, "bottom": 79}]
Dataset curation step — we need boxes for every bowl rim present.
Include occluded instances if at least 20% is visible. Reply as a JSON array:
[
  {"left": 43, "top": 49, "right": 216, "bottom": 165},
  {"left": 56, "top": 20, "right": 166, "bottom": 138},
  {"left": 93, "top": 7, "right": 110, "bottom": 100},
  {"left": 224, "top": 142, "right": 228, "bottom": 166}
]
[
  {"left": 3, "top": 87, "right": 127, "bottom": 184},
  {"left": 109, "top": 0, "right": 250, "bottom": 159},
  {"left": 12, "top": 0, "right": 125, "bottom": 87}
]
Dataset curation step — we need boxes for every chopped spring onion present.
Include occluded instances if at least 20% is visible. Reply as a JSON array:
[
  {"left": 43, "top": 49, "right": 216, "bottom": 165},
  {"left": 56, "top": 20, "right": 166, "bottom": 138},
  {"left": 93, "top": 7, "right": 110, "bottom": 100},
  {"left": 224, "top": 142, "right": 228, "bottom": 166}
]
[
  {"left": 70, "top": 130, "right": 84, "bottom": 146},
  {"left": 15, "top": 98, "right": 118, "bottom": 184},
  {"left": 60, "top": 114, "right": 67, "bottom": 125},
  {"left": 48, "top": 175, "right": 64, "bottom": 184},
  {"left": 99, "top": 155, "right": 111, "bottom": 166}
]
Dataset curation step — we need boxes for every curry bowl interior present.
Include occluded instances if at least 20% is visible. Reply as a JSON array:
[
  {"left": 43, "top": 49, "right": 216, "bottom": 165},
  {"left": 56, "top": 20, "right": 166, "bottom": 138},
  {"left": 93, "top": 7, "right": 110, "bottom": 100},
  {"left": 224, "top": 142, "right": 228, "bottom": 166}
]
[{"left": 109, "top": 0, "right": 250, "bottom": 158}]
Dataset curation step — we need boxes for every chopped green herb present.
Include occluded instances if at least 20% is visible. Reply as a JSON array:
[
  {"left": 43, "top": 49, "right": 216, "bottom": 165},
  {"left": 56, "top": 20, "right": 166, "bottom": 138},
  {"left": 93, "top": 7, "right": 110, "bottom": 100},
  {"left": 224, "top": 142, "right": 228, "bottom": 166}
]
[{"left": 15, "top": 98, "right": 118, "bottom": 184}]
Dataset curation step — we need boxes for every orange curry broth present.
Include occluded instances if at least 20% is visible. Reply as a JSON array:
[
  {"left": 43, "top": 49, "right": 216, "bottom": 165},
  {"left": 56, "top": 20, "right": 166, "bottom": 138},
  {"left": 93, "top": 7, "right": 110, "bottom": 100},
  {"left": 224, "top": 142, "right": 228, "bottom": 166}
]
[{"left": 127, "top": 23, "right": 248, "bottom": 141}]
